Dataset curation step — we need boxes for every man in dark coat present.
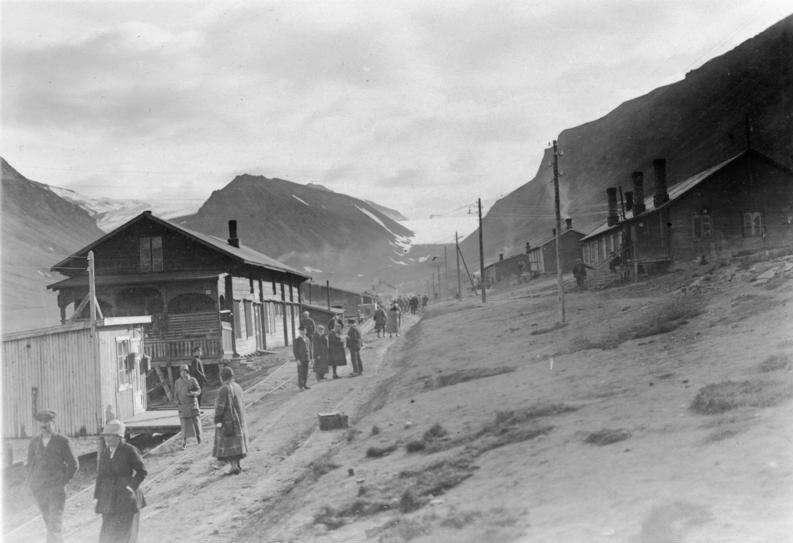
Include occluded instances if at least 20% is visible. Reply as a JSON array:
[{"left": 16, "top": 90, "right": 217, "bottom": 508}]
[
  {"left": 572, "top": 258, "right": 595, "bottom": 291},
  {"left": 27, "top": 409, "right": 79, "bottom": 543},
  {"left": 312, "top": 325, "right": 329, "bottom": 381},
  {"left": 293, "top": 326, "right": 311, "bottom": 390},
  {"left": 95, "top": 420, "right": 147, "bottom": 543},
  {"left": 174, "top": 365, "right": 202, "bottom": 449},
  {"left": 327, "top": 321, "right": 347, "bottom": 379},
  {"left": 346, "top": 318, "right": 363, "bottom": 376},
  {"left": 189, "top": 346, "right": 208, "bottom": 407},
  {"left": 300, "top": 311, "right": 316, "bottom": 357},
  {"left": 373, "top": 305, "right": 387, "bottom": 337}
]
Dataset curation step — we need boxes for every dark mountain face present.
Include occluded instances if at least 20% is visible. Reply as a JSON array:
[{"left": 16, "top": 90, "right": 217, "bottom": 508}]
[
  {"left": 462, "top": 15, "right": 793, "bottom": 264},
  {"left": 1, "top": 159, "right": 105, "bottom": 332},
  {"left": 176, "top": 175, "right": 415, "bottom": 292}
]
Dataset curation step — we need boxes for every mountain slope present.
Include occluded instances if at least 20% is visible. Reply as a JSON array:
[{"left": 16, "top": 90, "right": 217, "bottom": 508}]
[
  {"left": 176, "top": 175, "right": 415, "bottom": 291},
  {"left": 462, "top": 15, "right": 793, "bottom": 263},
  {"left": 1, "top": 159, "right": 106, "bottom": 332}
]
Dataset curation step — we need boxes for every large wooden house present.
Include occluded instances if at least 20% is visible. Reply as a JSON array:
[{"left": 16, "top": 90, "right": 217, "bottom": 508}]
[
  {"left": 48, "top": 212, "right": 308, "bottom": 367},
  {"left": 527, "top": 220, "right": 585, "bottom": 275},
  {"left": 580, "top": 150, "right": 793, "bottom": 275}
]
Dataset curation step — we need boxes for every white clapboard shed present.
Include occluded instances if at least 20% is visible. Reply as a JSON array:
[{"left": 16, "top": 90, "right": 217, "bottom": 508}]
[{"left": 2, "top": 316, "right": 151, "bottom": 439}]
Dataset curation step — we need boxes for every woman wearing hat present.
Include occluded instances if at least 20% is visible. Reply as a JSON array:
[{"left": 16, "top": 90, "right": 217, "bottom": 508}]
[
  {"left": 213, "top": 366, "right": 248, "bottom": 475},
  {"left": 94, "top": 420, "right": 147, "bottom": 543}
]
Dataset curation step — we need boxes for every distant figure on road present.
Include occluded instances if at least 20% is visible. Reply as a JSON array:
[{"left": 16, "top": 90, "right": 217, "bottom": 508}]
[
  {"left": 373, "top": 304, "right": 388, "bottom": 338},
  {"left": 386, "top": 302, "right": 401, "bottom": 338},
  {"left": 421, "top": 294, "right": 429, "bottom": 310},
  {"left": 174, "top": 365, "right": 202, "bottom": 449},
  {"left": 293, "top": 326, "right": 311, "bottom": 390},
  {"left": 572, "top": 258, "right": 595, "bottom": 291},
  {"left": 312, "top": 325, "right": 329, "bottom": 380},
  {"left": 328, "top": 321, "right": 347, "bottom": 379},
  {"left": 189, "top": 346, "right": 207, "bottom": 407},
  {"left": 95, "top": 419, "right": 147, "bottom": 543},
  {"left": 409, "top": 295, "right": 419, "bottom": 314},
  {"left": 213, "top": 366, "right": 248, "bottom": 475},
  {"left": 27, "top": 409, "right": 78, "bottom": 543},
  {"left": 346, "top": 318, "right": 363, "bottom": 376}
]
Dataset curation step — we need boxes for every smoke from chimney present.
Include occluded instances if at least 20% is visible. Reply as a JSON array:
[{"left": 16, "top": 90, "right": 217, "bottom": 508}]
[
  {"left": 228, "top": 220, "right": 240, "bottom": 248},
  {"left": 632, "top": 172, "right": 646, "bottom": 215},
  {"left": 653, "top": 158, "right": 669, "bottom": 207},
  {"left": 565, "top": 217, "right": 573, "bottom": 230},
  {"left": 525, "top": 242, "right": 531, "bottom": 254}
]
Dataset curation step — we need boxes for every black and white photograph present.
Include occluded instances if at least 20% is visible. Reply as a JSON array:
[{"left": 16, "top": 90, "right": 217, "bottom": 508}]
[{"left": 2, "top": 1, "right": 792, "bottom": 541}]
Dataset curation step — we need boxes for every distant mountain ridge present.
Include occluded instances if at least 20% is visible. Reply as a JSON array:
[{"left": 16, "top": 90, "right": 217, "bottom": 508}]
[
  {"left": 1, "top": 158, "right": 106, "bottom": 332},
  {"left": 461, "top": 15, "right": 793, "bottom": 264}
]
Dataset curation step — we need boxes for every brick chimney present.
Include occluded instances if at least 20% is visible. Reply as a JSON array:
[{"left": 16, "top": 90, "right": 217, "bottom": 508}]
[
  {"left": 653, "top": 158, "right": 669, "bottom": 207},
  {"left": 499, "top": 253, "right": 504, "bottom": 261},
  {"left": 606, "top": 188, "right": 619, "bottom": 226},
  {"left": 228, "top": 220, "right": 240, "bottom": 248},
  {"left": 525, "top": 242, "right": 531, "bottom": 254},
  {"left": 565, "top": 217, "right": 573, "bottom": 230},
  {"left": 632, "top": 172, "right": 646, "bottom": 215},
  {"left": 625, "top": 191, "right": 634, "bottom": 212}
]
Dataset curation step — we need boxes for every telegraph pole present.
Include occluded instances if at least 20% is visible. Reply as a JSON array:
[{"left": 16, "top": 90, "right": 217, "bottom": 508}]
[
  {"left": 552, "top": 140, "right": 566, "bottom": 323},
  {"left": 443, "top": 245, "right": 448, "bottom": 299},
  {"left": 455, "top": 232, "right": 462, "bottom": 299},
  {"left": 88, "top": 250, "right": 97, "bottom": 336},
  {"left": 478, "top": 198, "right": 486, "bottom": 303}
]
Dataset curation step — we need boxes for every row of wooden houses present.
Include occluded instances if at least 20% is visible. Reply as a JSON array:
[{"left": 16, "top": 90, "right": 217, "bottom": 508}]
[{"left": 483, "top": 149, "right": 793, "bottom": 286}]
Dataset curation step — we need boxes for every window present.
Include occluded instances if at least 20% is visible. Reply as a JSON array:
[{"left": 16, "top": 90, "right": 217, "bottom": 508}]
[
  {"left": 139, "top": 236, "right": 163, "bottom": 272},
  {"left": 244, "top": 300, "right": 253, "bottom": 338},
  {"left": 743, "top": 212, "right": 763, "bottom": 237},
  {"left": 692, "top": 213, "right": 713, "bottom": 240},
  {"left": 233, "top": 300, "right": 242, "bottom": 338},
  {"left": 116, "top": 338, "right": 132, "bottom": 390}
]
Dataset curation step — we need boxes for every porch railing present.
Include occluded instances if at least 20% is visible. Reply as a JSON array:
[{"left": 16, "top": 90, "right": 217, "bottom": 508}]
[{"left": 144, "top": 337, "right": 223, "bottom": 364}]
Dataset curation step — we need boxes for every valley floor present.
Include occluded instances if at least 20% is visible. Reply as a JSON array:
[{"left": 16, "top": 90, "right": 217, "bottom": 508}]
[{"left": 8, "top": 255, "right": 793, "bottom": 543}]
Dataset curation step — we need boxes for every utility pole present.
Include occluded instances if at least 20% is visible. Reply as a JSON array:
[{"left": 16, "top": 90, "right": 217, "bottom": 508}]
[
  {"left": 455, "top": 232, "right": 462, "bottom": 299},
  {"left": 326, "top": 280, "right": 331, "bottom": 310},
  {"left": 88, "top": 250, "right": 97, "bottom": 336},
  {"left": 478, "top": 198, "right": 486, "bottom": 303},
  {"left": 552, "top": 140, "right": 566, "bottom": 323},
  {"left": 443, "top": 245, "right": 448, "bottom": 299}
]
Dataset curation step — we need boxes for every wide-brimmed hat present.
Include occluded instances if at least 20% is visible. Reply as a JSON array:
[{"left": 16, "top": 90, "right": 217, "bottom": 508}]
[
  {"left": 34, "top": 409, "right": 57, "bottom": 422},
  {"left": 102, "top": 419, "right": 126, "bottom": 437}
]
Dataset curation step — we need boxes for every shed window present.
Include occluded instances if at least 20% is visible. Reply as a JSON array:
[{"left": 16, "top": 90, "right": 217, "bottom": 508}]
[
  {"left": 692, "top": 214, "right": 713, "bottom": 240},
  {"left": 116, "top": 338, "right": 132, "bottom": 390},
  {"left": 139, "top": 236, "right": 163, "bottom": 272},
  {"left": 743, "top": 212, "right": 763, "bottom": 237}
]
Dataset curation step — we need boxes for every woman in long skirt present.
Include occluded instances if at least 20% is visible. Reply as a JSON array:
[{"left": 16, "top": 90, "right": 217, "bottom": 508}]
[
  {"left": 327, "top": 322, "right": 347, "bottom": 379},
  {"left": 386, "top": 303, "right": 401, "bottom": 338},
  {"left": 213, "top": 366, "right": 248, "bottom": 475},
  {"left": 95, "top": 420, "right": 147, "bottom": 543},
  {"left": 312, "top": 325, "right": 329, "bottom": 380}
]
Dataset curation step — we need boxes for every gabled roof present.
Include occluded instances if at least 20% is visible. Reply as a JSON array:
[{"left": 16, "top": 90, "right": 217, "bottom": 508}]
[
  {"left": 580, "top": 149, "right": 792, "bottom": 242},
  {"left": 528, "top": 228, "right": 585, "bottom": 252},
  {"left": 50, "top": 211, "right": 308, "bottom": 279}
]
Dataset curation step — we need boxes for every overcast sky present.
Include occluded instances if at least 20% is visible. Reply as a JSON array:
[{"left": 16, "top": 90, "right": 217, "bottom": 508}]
[{"left": 2, "top": 1, "right": 791, "bottom": 220}]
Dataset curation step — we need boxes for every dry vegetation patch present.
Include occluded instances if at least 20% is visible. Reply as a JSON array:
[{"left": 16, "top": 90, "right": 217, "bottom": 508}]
[
  {"left": 584, "top": 428, "right": 632, "bottom": 446},
  {"left": 690, "top": 378, "right": 793, "bottom": 414},
  {"left": 758, "top": 353, "right": 792, "bottom": 373},
  {"left": 423, "top": 366, "right": 516, "bottom": 390}
]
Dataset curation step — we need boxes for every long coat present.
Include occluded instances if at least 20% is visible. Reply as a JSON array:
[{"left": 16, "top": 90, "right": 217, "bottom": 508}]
[
  {"left": 373, "top": 308, "right": 387, "bottom": 331},
  {"left": 27, "top": 433, "right": 79, "bottom": 494},
  {"left": 94, "top": 442, "right": 147, "bottom": 514},
  {"left": 293, "top": 336, "right": 310, "bottom": 363},
  {"left": 313, "top": 332, "right": 329, "bottom": 375},
  {"left": 386, "top": 307, "right": 401, "bottom": 334},
  {"left": 328, "top": 331, "right": 347, "bottom": 367},
  {"left": 174, "top": 376, "right": 200, "bottom": 418},
  {"left": 213, "top": 381, "right": 248, "bottom": 460}
]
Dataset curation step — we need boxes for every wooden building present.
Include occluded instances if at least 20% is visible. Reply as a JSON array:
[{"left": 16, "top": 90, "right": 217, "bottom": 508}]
[
  {"left": 300, "top": 283, "right": 373, "bottom": 320},
  {"left": 581, "top": 150, "right": 793, "bottom": 274},
  {"left": 527, "top": 220, "right": 585, "bottom": 275},
  {"left": 483, "top": 253, "right": 532, "bottom": 287},
  {"left": 2, "top": 317, "right": 150, "bottom": 439},
  {"left": 48, "top": 212, "right": 308, "bottom": 367}
]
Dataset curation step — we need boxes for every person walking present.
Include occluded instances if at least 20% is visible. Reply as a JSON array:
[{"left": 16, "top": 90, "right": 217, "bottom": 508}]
[
  {"left": 293, "top": 326, "right": 311, "bottom": 390},
  {"left": 327, "top": 321, "right": 347, "bottom": 379},
  {"left": 26, "top": 409, "right": 79, "bottom": 543},
  {"left": 300, "top": 311, "right": 316, "bottom": 357},
  {"left": 373, "top": 304, "right": 387, "bottom": 338},
  {"left": 213, "top": 366, "right": 248, "bottom": 475},
  {"left": 94, "top": 420, "right": 147, "bottom": 543},
  {"left": 386, "top": 302, "right": 401, "bottom": 338},
  {"left": 346, "top": 318, "right": 363, "bottom": 376},
  {"left": 188, "top": 346, "right": 208, "bottom": 407},
  {"left": 312, "top": 325, "right": 329, "bottom": 381},
  {"left": 174, "top": 365, "right": 202, "bottom": 449},
  {"left": 572, "top": 258, "right": 595, "bottom": 291}
]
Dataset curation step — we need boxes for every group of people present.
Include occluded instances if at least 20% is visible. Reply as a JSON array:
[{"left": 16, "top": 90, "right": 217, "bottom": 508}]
[
  {"left": 293, "top": 311, "right": 364, "bottom": 388},
  {"left": 28, "top": 363, "right": 249, "bottom": 542},
  {"left": 390, "top": 294, "right": 428, "bottom": 316}
]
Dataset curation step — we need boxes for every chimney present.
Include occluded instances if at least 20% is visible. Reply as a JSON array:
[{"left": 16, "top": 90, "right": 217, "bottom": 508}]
[
  {"left": 653, "top": 158, "right": 669, "bottom": 207},
  {"left": 552, "top": 228, "right": 556, "bottom": 237},
  {"left": 565, "top": 217, "right": 573, "bottom": 231},
  {"left": 625, "top": 191, "right": 634, "bottom": 212},
  {"left": 227, "top": 220, "right": 240, "bottom": 248},
  {"left": 632, "top": 171, "right": 646, "bottom": 215},
  {"left": 525, "top": 242, "right": 531, "bottom": 253},
  {"left": 499, "top": 253, "right": 504, "bottom": 261},
  {"left": 606, "top": 188, "right": 619, "bottom": 226}
]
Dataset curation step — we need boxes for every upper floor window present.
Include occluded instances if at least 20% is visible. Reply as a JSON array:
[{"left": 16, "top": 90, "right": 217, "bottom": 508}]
[
  {"left": 743, "top": 212, "right": 763, "bottom": 238},
  {"left": 692, "top": 213, "right": 713, "bottom": 240},
  {"left": 139, "top": 236, "right": 163, "bottom": 272}
]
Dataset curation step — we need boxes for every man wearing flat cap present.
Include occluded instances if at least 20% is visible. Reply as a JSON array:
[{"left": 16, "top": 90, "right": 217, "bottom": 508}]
[{"left": 26, "top": 409, "right": 79, "bottom": 543}]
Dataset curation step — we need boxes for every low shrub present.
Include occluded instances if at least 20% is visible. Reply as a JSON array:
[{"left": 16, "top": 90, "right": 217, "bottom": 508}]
[{"left": 366, "top": 444, "right": 397, "bottom": 458}]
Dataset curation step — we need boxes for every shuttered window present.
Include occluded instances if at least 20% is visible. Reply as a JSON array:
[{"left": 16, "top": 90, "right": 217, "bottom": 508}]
[
  {"left": 139, "top": 236, "right": 163, "bottom": 272},
  {"left": 743, "top": 212, "right": 763, "bottom": 237}
]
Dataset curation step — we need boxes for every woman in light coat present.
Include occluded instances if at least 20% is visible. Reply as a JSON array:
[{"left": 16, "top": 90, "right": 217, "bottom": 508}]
[
  {"left": 94, "top": 420, "right": 147, "bottom": 543},
  {"left": 213, "top": 366, "right": 248, "bottom": 475},
  {"left": 386, "top": 302, "right": 401, "bottom": 338}
]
